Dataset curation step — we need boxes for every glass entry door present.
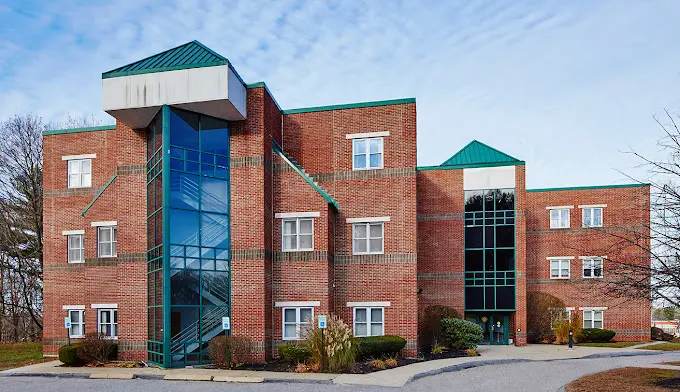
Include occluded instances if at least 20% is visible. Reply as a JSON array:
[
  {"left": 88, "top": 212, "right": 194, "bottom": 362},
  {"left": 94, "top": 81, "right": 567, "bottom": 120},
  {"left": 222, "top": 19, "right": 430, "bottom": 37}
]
[{"left": 467, "top": 313, "right": 509, "bottom": 345}]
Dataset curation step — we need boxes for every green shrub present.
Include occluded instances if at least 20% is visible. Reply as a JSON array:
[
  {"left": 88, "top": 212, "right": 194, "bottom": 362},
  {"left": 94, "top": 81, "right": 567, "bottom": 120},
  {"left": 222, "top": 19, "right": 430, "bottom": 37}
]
[
  {"left": 580, "top": 328, "right": 616, "bottom": 343},
  {"left": 278, "top": 344, "right": 311, "bottom": 364},
  {"left": 76, "top": 333, "right": 117, "bottom": 363},
  {"left": 58, "top": 345, "right": 80, "bottom": 366},
  {"left": 441, "top": 318, "right": 483, "bottom": 350},
  {"left": 304, "top": 314, "right": 356, "bottom": 373},
  {"left": 356, "top": 335, "right": 406, "bottom": 359},
  {"left": 422, "top": 305, "right": 460, "bottom": 348}
]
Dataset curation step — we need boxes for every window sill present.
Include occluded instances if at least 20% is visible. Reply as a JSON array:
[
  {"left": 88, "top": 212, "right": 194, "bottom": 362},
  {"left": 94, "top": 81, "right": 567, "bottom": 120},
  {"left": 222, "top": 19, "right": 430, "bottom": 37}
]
[
  {"left": 582, "top": 276, "right": 603, "bottom": 279},
  {"left": 282, "top": 249, "right": 315, "bottom": 253},
  {"left": 69, "top": 335, "right": 85, "bottom": 339},
  {"left": 582, "top": 225, "right": 603, "bottom": 228},
  {"left": 281, "top": 337, "right": 303, "bottom": 341},
  {"left": 550, "top": 277, "right": 570, "bottom": 280},
  {"left": 352, "top": 167, "right": 384, "bottom": 171},
  {"left": 353, "top": 252, "right": 385, "bottom": 256},
  {"left": 67, "top": 186, "right": 92, "bottom": 190},
  {"left": 67, "top": 261, "right": 85, "bottom": 264},
  {"left": 97, "top": 255, "right": 118, "bottom": 259},
  {"left": 549, "top": 227, "right": 570, "bottom": 230}
]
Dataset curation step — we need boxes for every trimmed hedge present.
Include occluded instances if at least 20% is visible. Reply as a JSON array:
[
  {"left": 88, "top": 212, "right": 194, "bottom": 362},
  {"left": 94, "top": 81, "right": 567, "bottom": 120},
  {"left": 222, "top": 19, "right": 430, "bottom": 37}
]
[
  {"left": 58, "top": 345, "right": 80, "bottom": 366},
  {"left": 356, "top": 335, "right": 406, "bottom": 359},
  {"left": 278, "top": 344, "right": 311, "bottom": 364},
  {"left": 580, "top": 328, "right": 616, "bottom": 343},
  {"left": 441, "top": 318, "right": 483, "bottom": 349}
]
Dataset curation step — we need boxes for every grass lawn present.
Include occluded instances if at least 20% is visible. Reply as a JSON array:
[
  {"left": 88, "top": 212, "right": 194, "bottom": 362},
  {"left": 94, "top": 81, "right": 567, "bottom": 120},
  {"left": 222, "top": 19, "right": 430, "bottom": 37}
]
[
  {"left": 660, "top": 362, "right": 680, "bottom": 366},
  {"left": 566, "top": 367, "right": 680, "bottom": 392},
  {"left": 0, "top": 342, "right": 53, "bottom": 371},
  {"left": 639, "top": 343, "right": 680, "bottom": 351},
  {"left": 576, "top": 342, "right": 642, "bottom": 348}
]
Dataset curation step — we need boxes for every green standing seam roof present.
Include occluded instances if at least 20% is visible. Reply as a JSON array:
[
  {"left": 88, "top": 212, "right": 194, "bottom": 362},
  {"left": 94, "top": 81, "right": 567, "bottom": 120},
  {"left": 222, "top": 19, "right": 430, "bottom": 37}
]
[
  {"left": 101, "top": 40, "right": 246, "bottom": 85},
  {"left": 526, "top": 183, "right": 649, "bottom": 192},
  {"left": 44, "top": 125, "right": 116, "bottom": 136},
  {"left": 272, "top": 141, "right": 339, "bottom": 211},
  {"left": 82, "top": 174, "right": 117, "bottom": 216},
  {"left": 441, "top": 140, "right": 522, "bottom": 168}
]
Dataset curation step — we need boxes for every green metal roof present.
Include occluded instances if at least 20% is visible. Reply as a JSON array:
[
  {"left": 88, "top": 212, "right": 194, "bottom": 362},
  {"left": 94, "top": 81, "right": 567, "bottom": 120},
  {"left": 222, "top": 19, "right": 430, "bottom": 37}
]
[
  {"left": 44, "top": 124, "right": 116, "bottom": 136},
  {"left": 438, "top": 140, "right": 523, "bottom": 169},
  {"left": 281, "top": 98, "right": 415, "bottom": 115},
  {"left": 526, "top": 183, "right": 649, "bottom": 192},
  {"left": 272, "top": 141, "right": 339, "bottom": 210},
  {"left": 102, "top": 40, "right": 236, "bottom": 80}
]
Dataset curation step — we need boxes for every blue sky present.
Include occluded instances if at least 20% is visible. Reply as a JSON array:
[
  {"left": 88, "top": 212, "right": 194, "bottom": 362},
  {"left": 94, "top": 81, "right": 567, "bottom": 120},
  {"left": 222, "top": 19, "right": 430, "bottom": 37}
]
[{"left": 1, "top": 0, "right": 679, "bottom": 188}]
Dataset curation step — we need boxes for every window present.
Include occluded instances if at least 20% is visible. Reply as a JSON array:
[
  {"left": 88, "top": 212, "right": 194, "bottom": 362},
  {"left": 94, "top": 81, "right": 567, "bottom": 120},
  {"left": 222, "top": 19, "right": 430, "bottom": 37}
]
[
  {"left": 282, "top": 218, "right": 314, "bottom": 251},
  {"left": 352, "top": 222, "right": 384, "bottom": 254},
  {"left": 583, "top": 309, "right": 604, "bottom": 329},
  {"left": 69, "top": 309, "right": 85, "bottom": 338},
  {"left": 549, "top": 209, "right": 570, "bottom": 229},
  {"left": 352, "top": 138, "right": 383, "bottom": 170},
  {"left": 97, "top": 309, "right": 118, "bottom": 338},
  {"left": 582, "top": 207, "right": 603, "bottom": 227},
  {"left": 67, "top": 159, "right": 92, "bottom": 188},
  {"left": 583, "top": 258, "right": 603, "bottom": 278},
  {"left": 97, "top": 226, "right": 117, "bottom": 258},
  {"left": 353, "top": 307, "right": 384, "bottom": 337},
  {"left": 68, "top": 234, "right": 84, "bottom": 263},
  {"left": 282, "top": 307, "right": 313, "bottom": 340},
  {"left": 550, "top": 259, "right": 570, "bottom": 279}
]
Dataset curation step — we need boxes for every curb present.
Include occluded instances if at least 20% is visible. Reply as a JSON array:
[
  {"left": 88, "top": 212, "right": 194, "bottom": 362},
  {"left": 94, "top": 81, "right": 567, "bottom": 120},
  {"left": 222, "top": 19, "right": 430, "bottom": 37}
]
[{"left": 407, "top": 351, "right": 672, "bottom": 384}]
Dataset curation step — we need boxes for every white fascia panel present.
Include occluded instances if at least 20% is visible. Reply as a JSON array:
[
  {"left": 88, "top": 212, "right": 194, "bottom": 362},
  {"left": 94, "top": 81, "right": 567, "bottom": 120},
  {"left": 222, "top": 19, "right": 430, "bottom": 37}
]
[
  {"left": 62, "top": 305, "right": 85, "bottom": 310},
  {"left": 546, "top": 256, "right": 575, "bottom": 260},
  {"left": 274, "top": 301, "right": 321, "bottom": 307},
  {"left": 62, "top": 230, "right": 85, "bottom": 236},
  {"left": 345, "top": 131, "right": 390, "bottom": 139},
  {"left": 463, "top": 166, "right": 516, "bottom": 190},
  {"left": 62, "top": 154, "right": 96, "bottom": 161},
  {"left": 581, "top": 307, "right": 608, "bottom": 311},
  {"left": 346, "top": 301, "right": 391, "bottom": 307},
  {"left": 346, "top": 216, "right": 391, "bottom": 223},
  {"left": 578, "top": 204, "right": 608, "bottom": 208},
  {"left": 275, "top": 212, "right": 321, "bottom": 219},
  {"left": 91, "top": 221, "right": 117, "bottom": 227}
]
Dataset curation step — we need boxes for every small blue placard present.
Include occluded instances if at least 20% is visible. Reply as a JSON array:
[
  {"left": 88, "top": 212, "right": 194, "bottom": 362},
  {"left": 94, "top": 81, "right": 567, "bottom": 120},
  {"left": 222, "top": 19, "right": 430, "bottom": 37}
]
[
  {"left": 222, "top": 316, "right": 230, "bottom": 330},
  {"left": 64, "top": 317, "right": 71, "bottom": 329},
  {"left": 318, "top": 315, "right": 327, "bottom": 329}
]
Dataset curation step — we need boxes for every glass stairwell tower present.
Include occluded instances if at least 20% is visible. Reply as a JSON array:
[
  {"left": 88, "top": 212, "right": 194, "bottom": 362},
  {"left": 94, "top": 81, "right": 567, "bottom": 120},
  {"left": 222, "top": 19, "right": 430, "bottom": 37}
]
[{"left": 146, "top": 106, "right": 231, "bottom": 367}]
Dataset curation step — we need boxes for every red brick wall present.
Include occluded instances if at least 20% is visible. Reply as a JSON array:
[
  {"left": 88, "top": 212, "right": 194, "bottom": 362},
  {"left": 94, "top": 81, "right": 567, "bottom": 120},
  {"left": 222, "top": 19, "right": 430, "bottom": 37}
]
[
  {"left": 282, "top": 102, "right": 418, "bottom": 355},
  {"left": 525, "top": 185, "right": 651, "bottom": 341},
  {"left": 42, "top": 122, "right": 147, "bottom": 360}
]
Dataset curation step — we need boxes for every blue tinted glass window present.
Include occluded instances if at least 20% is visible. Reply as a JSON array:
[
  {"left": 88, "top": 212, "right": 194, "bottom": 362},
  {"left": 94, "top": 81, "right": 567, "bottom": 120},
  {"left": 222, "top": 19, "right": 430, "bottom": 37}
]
[
  {"left": 170, "top": 171, "right": 199, "bottom": 210},
  {"left": 186, "top": 162, "right": 200, "bottom": 174},
  {"left": 201, "top": 212, "right": 229, "bottom": 248},
  {"left": 170, "top": 270, "right": 200, "bottom": 305},
  {"left": 170, "top": 109, "right": 199, "bottom": 149},
  {"left": 170, "top": 209, "right": 199, "bottom": 246},
  {"left": 201, "top": 117, "right": 229, "bottom": 156},
  {"left": 201, "top": 177, "right": 229, "bottom": 213}
]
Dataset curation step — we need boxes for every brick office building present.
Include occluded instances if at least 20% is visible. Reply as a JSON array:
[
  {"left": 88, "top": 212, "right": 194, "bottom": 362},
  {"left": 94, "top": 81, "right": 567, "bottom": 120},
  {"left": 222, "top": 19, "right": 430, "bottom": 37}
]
[{"left": 42, "top": 41, "right": 650, "bottom": 367}]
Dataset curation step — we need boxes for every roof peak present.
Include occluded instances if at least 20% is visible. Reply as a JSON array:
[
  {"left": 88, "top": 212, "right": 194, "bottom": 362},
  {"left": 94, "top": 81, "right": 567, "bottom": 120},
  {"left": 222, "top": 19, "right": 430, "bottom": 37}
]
[
  {"left": 102, "top": 40, "right": 229, "bottom": 79},
  {"left": 440, "top": 140, "right": 521, "bottom": 168}
]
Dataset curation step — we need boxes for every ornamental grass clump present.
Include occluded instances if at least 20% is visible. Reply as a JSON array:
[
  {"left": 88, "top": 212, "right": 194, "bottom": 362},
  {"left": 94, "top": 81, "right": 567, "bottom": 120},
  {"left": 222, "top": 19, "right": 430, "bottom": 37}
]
[{"left": 304, "top": 314, "right": 357, "bottom": 373}]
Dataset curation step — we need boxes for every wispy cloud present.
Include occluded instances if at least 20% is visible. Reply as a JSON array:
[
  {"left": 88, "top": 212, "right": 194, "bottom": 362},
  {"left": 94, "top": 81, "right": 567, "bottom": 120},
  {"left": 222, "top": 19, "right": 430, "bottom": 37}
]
[{"left": 0, "top": 0, "right": 678, "bottom": 187}]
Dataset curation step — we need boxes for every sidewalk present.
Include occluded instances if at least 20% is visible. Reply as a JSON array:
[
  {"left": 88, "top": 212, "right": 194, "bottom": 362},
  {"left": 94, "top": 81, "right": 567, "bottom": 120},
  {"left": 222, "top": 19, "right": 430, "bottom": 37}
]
[{"left": 0, "top": 344, "right": 664, "bottom": 388}]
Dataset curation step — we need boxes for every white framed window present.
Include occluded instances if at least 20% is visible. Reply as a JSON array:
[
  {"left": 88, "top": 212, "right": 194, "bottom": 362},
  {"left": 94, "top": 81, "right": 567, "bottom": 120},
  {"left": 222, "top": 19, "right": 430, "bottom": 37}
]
[
  {"left": 97, "top": 309, "right": 118, "bottom": 338},
  {"left": 68, "top": 309, "right": 85, "bottom": 338},
  {"left": 97, "top": 226, "right": 117, "bottom": 258},
  {"left": 352, "top": 222, "right": 384, "bottom": 254},
  {"left": 282, "top": 218, "right": 314, "bottom": 251},
  {"left": 582, "top": 207, "right": 603, "bottom": 227},
  {"left": 67, "top": 159, "right": 92, "bottom": 188},
  {"left": 353, "top": 307, "right": 384, "bottom": 337},
  {"left": 352, "top": 138, "right": 383, "bottom": 170},
  {"left": 549, "top": 208, "right": 570, "bottom": 229},
  {"left": 583, "top": 309, "right": 604, "bottom": 329},
  {"left": 549, "top": 308, "right": 571, "bottom": 328},
  {"left": 582, "top": 258, "right": 603, "bottom": 278},
  {"left": 550, "top": 259, "right": 570, "bottom": 279},
  {"left": 67, "top": 234, "right": 84, "bottom": 263},
  {"left": 282, "top": 307, "right": 313, "bottom": 340}
]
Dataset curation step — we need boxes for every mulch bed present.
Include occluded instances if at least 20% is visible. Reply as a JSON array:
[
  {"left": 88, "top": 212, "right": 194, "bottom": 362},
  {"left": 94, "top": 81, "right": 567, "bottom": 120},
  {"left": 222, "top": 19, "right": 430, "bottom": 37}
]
[
  {"left": 566, "top": 367, "right": 680, "bottom": 392},
  {"left": 210, "top": 349, "right": 469, "bottom": 374}
]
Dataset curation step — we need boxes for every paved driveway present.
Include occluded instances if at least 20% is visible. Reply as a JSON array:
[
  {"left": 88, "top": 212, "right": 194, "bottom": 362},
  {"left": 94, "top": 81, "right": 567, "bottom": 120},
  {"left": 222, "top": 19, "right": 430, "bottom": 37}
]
[{"left": 4, "top": 352, "right": 680, "bottom": 392}]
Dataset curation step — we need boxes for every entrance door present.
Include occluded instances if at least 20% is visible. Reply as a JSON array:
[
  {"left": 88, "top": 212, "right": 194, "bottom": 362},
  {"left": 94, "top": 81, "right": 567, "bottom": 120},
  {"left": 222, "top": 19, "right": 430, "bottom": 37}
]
[{"left": 489, "top": 314, "right": 509, "bottom": 345}]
